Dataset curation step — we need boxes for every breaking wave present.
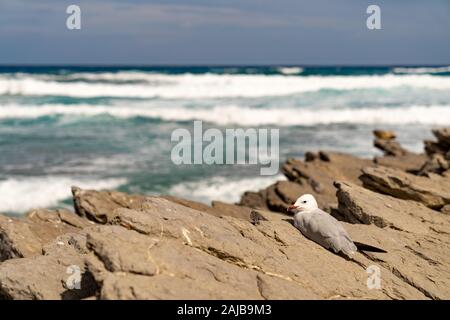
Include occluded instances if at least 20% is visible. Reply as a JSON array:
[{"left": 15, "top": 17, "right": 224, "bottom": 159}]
[
  {"left": 168, "top": 174, "right": 285, "bottom": 204},
  {"left": 393, "top": 66, "right": 450, "bottom": 74},
  {"left": 2, "top": 73, "right": 450, "bottom": 98},
  {"left": 1, "top": 103, "right": 450, "bottom": 126},
  {"left": 0, "top": 176, "right": 127, "bottom": 213}
]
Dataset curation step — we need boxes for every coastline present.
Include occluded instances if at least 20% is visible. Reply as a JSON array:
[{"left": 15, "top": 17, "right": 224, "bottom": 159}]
[{"left": 0, "top": 128, "right": 449, "bottom": 299}]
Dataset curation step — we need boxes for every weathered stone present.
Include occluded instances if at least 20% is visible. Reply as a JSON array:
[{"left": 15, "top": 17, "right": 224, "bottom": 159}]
[
  {"left": 361, "top": 166, "right": 450, "bottom": 209},
  {"left": 441, "top": 205, "right": 450, "bottom": 215},
  {"left": 0, "top": 210, "right": 85, "bottom": 261},
  {"left": 0, "top": 232, "right": 97, "bottom": 300},
  {"left": 84, "top": 197, "right": 428, "bottom": 300},
  {"left": 162, "top": 195, "right": 220, "bottom": 217},
  {"left": 374, "top": 139, "right": 408, "bottom": 157},
  {"left": 282, "top": 152, "right": 372, "bottom": 209},
  {"left": 211, "top": 201, "right": 253, "bottom": 220},
  {"left": 334, "top": 182, "right": 450, "bottom": 299},
  {"left": 72, "top": 186, "right": 147, "bottom": 223},
  {"left": 265, "top": 180, "right": 335, "bottom": 213},
  {"left": 163, "top": 195, "right": 253, "bottom": 220},
  {"left": 239, "top": 190, "right": 268, "bottom": 210},
  {"left": 374, "top": 153, "right": 427, "bottom": 173},
  {"left": 27, "top": 208, "right": 93, "bottom": 229},
  {"left": 423, "top": 129, "right": 450, "bottom": 158},
  {"left": 335, "top": 181, "right": 450, "bottom": 234},
  {"left": 432, "top": 128, "right": 450, "bottom": 149},
  {"left": 424, "top": 140, "right": 448, "bottom": 157},
  {"left": 418, "top": 154, "right": 449, "bottom": 176},
  {"left": 373, "top": 130, "right": 396, "bottom": 140}
]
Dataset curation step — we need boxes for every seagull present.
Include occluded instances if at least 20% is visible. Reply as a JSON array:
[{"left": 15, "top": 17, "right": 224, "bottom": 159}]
[{"left": 287, "top": 194, "right": 386, "bottom": 258}]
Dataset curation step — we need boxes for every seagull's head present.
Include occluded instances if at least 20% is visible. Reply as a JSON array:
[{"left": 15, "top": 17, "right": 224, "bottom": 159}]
[{"left": 287, "top": 194, "right": 318, "bottom": 214}]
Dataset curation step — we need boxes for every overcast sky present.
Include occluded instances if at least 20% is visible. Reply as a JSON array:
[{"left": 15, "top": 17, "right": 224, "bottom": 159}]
[{"left": 0, "top": 0, "right": 449, "bottom": 65}]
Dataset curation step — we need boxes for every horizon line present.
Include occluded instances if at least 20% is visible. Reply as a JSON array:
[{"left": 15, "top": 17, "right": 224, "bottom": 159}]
[{"left": 0, "top": 63, "right": 449, "bottom": 68}]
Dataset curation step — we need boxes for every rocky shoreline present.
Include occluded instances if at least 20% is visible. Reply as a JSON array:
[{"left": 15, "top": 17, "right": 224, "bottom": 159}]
[{"left": 0, "top": 128, "right": 449, "bottom": 300}]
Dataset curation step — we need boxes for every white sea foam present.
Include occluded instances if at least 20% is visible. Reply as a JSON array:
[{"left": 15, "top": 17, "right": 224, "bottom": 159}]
[
  {"left": 168, "top": 174, "right": 285, "bottom": 204},
  {"left": 0, "top": 176, "right": 127, "bottom": 213},
  {"left": 393, "top": 66, "right": 450, "bottom": 74},
  {"left": 1, "top": 74, "right": 450, "bottom": 98},
  {"left": 277, "top": 67, "right": 304, "bottom": 75},
  {"left": 1, "top": 103, "right": 450, "bottom": 126}
]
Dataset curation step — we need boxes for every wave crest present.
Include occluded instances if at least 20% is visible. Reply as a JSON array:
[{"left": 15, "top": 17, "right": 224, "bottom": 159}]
[
  {"left": 1, "top": 74, "right": 450, "bottom": 98},
  {"left": 0, "top": 176, "right": 127, "bottom": 213},
  {"left": 1, "top": 104, "right": 450, "bottom": 126}
]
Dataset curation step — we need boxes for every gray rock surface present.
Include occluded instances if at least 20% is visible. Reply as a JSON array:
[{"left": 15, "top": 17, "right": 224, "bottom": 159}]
[{"left": 361, "top": 166, "right": 450, "bottom": 209}]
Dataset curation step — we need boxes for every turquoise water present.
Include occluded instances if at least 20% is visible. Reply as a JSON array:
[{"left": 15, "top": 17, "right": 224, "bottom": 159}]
[{"left": 1, "top": 66, "right": 449, "bottom": 214}]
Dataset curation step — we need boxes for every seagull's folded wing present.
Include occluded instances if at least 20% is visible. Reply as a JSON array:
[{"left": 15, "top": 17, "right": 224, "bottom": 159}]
[{"left": 305, "top": 209, "right": 357, "bottom": 255}]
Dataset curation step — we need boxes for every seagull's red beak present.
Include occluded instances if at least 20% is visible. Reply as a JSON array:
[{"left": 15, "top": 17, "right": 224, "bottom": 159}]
[{"left": 287, "top": 205, "right": 298, "bottom": 213}]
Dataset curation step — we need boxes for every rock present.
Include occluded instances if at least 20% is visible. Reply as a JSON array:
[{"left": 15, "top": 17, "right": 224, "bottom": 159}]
[
  {"left": 268, "top": 180, "right": 334, "bottom": 213},
  {"left": 335, "top": 181, "right": 450, "bottom": 234},
  {"left": 424, "top": 128, "right": 450, "bottom": 157},
  {"left": 334, "top": 181, "right": 450, "bottom": 299},
  {"left": 162, "top": 195, "right": 220, "bottom": 216},
  {"left": 239, "top": 190, "right": 269, "bottom": 210},
  {"left": 418, "top": 153, "right": 449, "bottom": 176},
  {"left": 419, "top": 128, "right": 450, "bottom": 176},
  {"left": 441, "top": 205, "right": 450, "bottom": 215},
  {"left": 73, "top": 187, "right": 254, "bottom": 222},
  {"left": 0, "top": 232, "right": 97, "bottom": 300},
  {"left": 424, "top": 140, "right": 448, "bottom": 157},
  {"left": 432, "top": 128, "right": 450, "bottom": 149},
  {"left": 240, "top": 151, "right": 373, "bottom": 214},
  {"left": 81, "top": 197, "right": 429, "bottom": 299},
  {"left": 373, "top": 130, "right": 396, "bottom": 140},
  {"left": 211, "top": 201, "right": 253, "bottom": 220},
  {"left": 163, "top": 195, "right": 253, "bottom": 220},
  {"left": 281, "top": 151, "right": 372, "bottom": 209},
  {"left": 0, "top": 209, "right": 86, "bottom": 261},
  {"left": 304, "top": 151, "right": 318, "bottom": 162},
  {"left": 374, "top": 153, "right": 427, "bottom": 173},
  {"left": 374, "top": 138, "right": 409, "bottom": 157},
  {"left": 3, "top": 128, "right": 450, "bottom": 300},
  {"left": 360, "top": 166, "right": 450, "bottom": 209},
  {"left": 27, "top": 208, "right": 93, "bottom": 229},
  {"left": 344, "top": 223, "right": 450, "bottom": 300},
  {"left": 72, "top": 186, "right": 147, "bottom": 223}
]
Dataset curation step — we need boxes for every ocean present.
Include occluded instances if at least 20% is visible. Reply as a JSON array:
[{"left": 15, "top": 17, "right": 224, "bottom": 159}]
[{"left": 1, "top": 65, "right": 450, "bottom": 215}]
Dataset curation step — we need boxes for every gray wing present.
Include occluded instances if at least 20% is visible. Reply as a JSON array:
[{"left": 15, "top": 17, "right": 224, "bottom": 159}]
[{"left": 295, "top": 209, "right": 357, "bottom": 257}]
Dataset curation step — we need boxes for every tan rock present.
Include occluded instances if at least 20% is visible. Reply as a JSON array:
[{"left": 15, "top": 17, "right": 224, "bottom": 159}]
[
  {"left": 441, "top": 205, "right": 450, "bottom": 215},
  {"left": 239, "top": 190, "right": 269, "bottom": 210},
  {"left": 282, "top": 151, "right": 372, "bottom": 209},
  {"left": 0, "top": 210, "right": 86, "bottom": 261},
  {"left": 361, "top": 166, "right": 450, "bottom": 209},
  {"left": 335, "top": 181, "right": 450, "bottom": 234},
  {"left": 84, "top": 197, "right": 428, "bottom": 300},
  {"left": 0, "top": 232, "right": 97, "bottom": 300},
  {"left": 211, "top": 201, "right": 253, "bottom": 220},
  {"left": 374, "top": 153, "right": 427, "bottom": 173},
  {"left": 334, "top": 183, "right": 450, "bottom": 299},
  {"left": 432, "top": 128, "right": 450, "bottom": 149},
  {"left": 72, "top": 186, "right": 147, "bottom": 223},
  {"left": 373, "top": 130, "right": 396, "bottom": 140}
]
